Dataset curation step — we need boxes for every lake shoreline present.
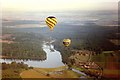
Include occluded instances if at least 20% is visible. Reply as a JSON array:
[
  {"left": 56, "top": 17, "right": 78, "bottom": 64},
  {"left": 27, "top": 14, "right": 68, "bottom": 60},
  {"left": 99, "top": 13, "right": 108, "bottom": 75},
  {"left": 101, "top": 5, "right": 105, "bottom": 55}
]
[
  {"left": 0, "top": 56, "right": 46, "bottom": 61},
  {"left": 0, "top": 41, "right": 65, "bottom": 68}
]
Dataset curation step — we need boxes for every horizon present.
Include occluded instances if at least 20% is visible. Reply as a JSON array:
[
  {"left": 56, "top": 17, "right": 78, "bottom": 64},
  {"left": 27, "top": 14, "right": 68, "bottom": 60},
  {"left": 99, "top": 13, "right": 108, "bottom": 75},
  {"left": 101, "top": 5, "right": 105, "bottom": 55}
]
[{"left": 1, "top": 0, "right": 118, "bottom": 12}]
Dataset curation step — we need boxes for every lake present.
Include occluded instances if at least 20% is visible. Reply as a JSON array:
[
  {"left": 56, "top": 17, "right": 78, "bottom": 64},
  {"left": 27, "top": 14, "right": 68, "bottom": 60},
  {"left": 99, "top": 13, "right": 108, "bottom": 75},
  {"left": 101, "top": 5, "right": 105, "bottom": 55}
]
[{"left": 0, "top": 41, "right": 65, "bottom": 68}]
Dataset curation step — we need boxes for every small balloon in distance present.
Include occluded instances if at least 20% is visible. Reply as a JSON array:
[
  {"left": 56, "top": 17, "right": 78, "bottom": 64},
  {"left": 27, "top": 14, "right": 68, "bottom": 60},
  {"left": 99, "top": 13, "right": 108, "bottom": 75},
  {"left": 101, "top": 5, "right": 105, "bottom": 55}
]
[{"left": 63, "top": 39, "right": 71, "bottom": 47}]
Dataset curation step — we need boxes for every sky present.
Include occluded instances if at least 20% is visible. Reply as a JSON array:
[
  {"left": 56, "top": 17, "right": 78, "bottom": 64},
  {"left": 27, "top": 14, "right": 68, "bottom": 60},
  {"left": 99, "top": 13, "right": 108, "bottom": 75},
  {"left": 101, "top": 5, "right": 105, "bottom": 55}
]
[{"left": 1, "top": 0, "right": 119, "bottom": 12}]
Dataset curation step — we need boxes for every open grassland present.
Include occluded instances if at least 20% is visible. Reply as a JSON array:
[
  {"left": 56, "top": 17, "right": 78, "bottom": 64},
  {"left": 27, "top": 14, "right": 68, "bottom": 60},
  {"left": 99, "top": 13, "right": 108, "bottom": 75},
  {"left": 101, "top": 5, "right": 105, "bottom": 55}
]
[
  {"left": 2, "top": 69, "right": 23, "bottom": 78},
  {"left": 20, "top": 66, "right": 80, "bottom": 78},
  {"left": 2, "top": 66, "right": 80, "bottom": 79}
]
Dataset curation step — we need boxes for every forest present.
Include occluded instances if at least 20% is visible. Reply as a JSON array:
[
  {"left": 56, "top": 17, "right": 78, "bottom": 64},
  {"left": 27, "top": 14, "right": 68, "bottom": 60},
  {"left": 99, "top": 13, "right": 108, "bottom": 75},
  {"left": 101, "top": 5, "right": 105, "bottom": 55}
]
[
  {"left": 2, "top": 27, "right": 47, "bottom": 60},
  {"left": 53, "top": 24, "right": 119, "bottom": 64}
]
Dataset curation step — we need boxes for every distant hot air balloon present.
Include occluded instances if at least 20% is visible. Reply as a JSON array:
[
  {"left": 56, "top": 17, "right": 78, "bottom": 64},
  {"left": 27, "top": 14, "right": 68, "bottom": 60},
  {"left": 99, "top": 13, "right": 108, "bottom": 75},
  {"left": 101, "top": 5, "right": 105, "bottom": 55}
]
[
  {"left": 63, "top": 39, "right": 71, "bottom": 47},
  {"left": 45, "top": 16, "right": 57, "bottom": 31}
]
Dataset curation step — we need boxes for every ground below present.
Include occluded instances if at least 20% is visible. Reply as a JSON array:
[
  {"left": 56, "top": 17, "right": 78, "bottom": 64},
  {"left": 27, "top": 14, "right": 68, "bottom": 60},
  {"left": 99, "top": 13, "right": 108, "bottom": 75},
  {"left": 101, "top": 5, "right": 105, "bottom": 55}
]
[{"left": 20, "top": 66, "right": 80, "bottom": 78}]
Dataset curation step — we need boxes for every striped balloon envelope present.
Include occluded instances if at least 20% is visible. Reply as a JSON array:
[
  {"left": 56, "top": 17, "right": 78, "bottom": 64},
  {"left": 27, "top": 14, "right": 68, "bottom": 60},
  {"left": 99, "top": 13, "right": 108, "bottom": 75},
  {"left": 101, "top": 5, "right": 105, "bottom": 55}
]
[{"left": 45, "top": 16, "right": 57, "bottom": 31}]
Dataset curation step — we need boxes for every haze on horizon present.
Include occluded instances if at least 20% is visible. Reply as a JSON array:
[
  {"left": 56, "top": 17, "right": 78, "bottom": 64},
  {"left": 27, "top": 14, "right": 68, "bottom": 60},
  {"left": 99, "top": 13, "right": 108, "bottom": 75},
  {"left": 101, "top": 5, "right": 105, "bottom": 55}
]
[{"left": 1, "top": 0, "right": 118, "bottom": 12}]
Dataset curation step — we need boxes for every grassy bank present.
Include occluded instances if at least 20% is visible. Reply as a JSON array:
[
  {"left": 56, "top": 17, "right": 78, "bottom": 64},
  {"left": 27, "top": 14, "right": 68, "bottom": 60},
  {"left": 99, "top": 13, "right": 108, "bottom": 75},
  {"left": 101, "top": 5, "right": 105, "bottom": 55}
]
[{"left": 20, "top": 66, "right": 80, "bottom": 78}]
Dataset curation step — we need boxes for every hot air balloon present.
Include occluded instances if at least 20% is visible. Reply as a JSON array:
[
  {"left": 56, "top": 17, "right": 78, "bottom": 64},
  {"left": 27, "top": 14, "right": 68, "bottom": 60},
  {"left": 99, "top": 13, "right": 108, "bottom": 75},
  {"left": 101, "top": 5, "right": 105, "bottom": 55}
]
[
  {"left": 63, "top": 39, "right": 71, "bottom": 47},
  {"left": 45, "top": 16, "right": 57, "bottom": 31}
]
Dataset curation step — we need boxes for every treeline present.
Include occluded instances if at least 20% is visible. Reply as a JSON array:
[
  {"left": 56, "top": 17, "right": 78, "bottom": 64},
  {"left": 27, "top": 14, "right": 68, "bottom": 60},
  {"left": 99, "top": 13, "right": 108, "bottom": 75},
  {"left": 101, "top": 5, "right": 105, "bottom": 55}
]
[
  {"left": 54, "top": 25, "right": 119, "bottom": 64},
  {"left": 2, "top": 62, "right": 31, "bottom": 70},
  {"left": 54, "top": 40, "right": 73, "bottom": 64},
  {"left": 2, "top": 30, "right": 47, "bottom": 60},
  {"left": 2, "top": 62, "right": 33, "bottom": 79}
]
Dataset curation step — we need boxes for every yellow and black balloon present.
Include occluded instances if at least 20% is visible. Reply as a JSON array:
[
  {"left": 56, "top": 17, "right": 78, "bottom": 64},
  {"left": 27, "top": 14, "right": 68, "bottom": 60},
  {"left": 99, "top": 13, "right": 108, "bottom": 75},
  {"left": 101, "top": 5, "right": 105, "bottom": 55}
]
[
  {"left": 63, "top": 39, "right": 71, "bottom": 47},
  {"left": 45, "top": 16, "right": 57, "bottom": 31}
]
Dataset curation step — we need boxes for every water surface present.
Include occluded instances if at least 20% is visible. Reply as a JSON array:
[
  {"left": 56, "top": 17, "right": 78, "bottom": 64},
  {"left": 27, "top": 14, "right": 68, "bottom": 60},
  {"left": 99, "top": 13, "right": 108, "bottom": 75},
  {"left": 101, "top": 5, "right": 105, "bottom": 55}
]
[{"left": 0, "top": 42, "right": 64, "bottom": 68}]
